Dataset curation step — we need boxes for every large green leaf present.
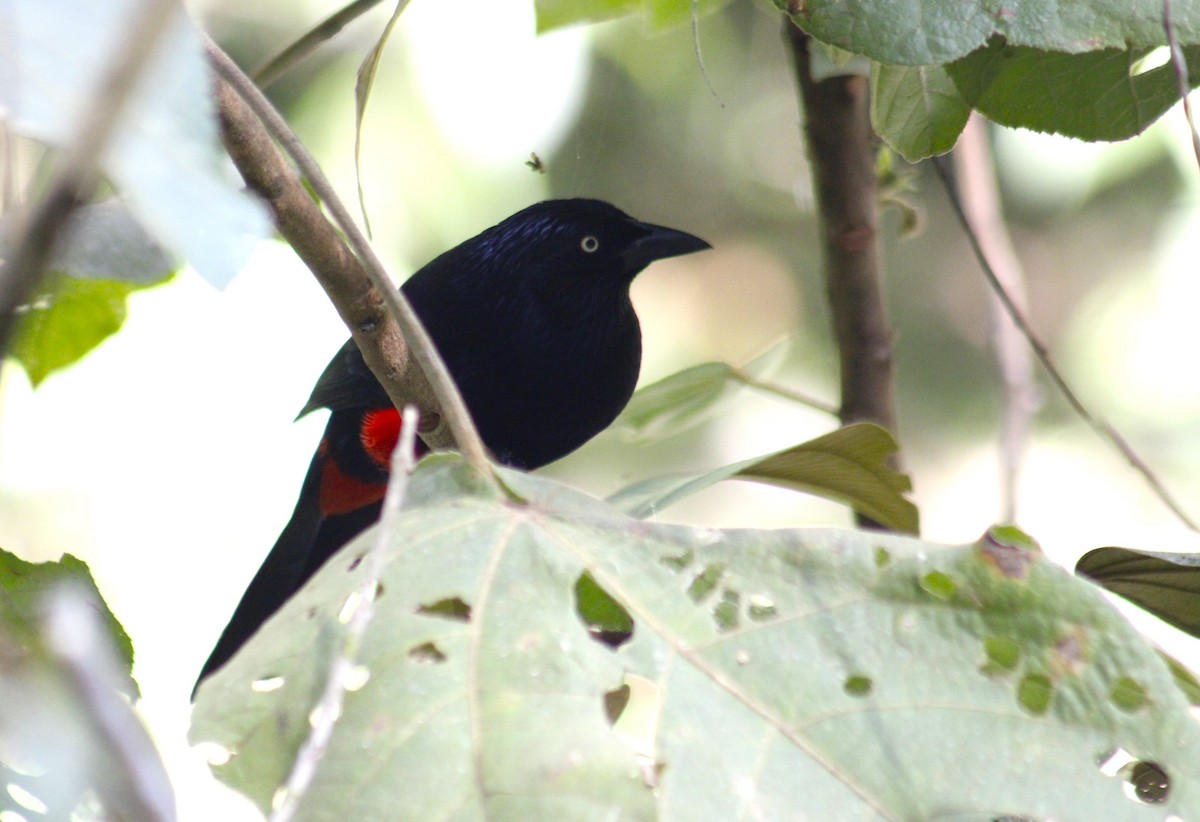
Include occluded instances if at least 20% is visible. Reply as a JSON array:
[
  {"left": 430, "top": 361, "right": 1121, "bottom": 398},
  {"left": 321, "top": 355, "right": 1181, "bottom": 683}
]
[
  {"left": 776, "top": 0, "right": 1200, "bottom": 66},
  {"left": 608, "top": 423, "right": 918, "bottom": 533},
  {"left": 870, "top": 64, "right": 971, "bottom": 161},
  {"left": 191, "top": 458, "right": 1199, "bottom": 819},
  {"left": 948, "top": 40, "right": 1200, "bottom": 141}
]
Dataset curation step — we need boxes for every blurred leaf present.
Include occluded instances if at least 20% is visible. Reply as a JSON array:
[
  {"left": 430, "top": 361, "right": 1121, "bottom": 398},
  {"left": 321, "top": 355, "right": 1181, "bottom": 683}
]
[
  {"left": 1, "top": 0, "right": 267, "bottom": 286},
  {"left": 354, "top": 0, "right": 413, "bottom": 238},
  {"left": 535, "top": 0, "right": 731, "bottom": 33},
  {"left": 775, "top": 0, "right": 1200, "bottom": 66},
  {"left": 1076, "top": 546, "right": 1200, "bottom": 638},
  {"left": 10, "top": 275, "right": 157, "bottom": 387},
  {"left": 0, "top": 199, "right": 178, "bottom": 285},
  {"left": 618, "top": 339, "right": 794, "bottom": 443},
  {"left": 870, "top": 64, "right": 970, "bottom": 160},
  {"left": 1, "top": 589, "right": 172, "bottom": 820},
  {"left": 193, "top": 457, "right": 1200, "bottom": 819},
  {"left": 608, "top": 423, "right": 918, "bottom": 533},
  {"left": 0, "top": 548, "right": 135, "bottom": 688},
  {"left": 947, "top": 40, "right": 1200, "bottom": 141},
  {"left": 1160, "top": 651, "right": 1200, "bottom": 706}
]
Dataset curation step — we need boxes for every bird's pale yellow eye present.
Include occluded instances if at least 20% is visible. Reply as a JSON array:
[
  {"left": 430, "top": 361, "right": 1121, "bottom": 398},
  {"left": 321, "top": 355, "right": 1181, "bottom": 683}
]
[{"left": 580, "top": 235, "right": 600, "bottom": 253}]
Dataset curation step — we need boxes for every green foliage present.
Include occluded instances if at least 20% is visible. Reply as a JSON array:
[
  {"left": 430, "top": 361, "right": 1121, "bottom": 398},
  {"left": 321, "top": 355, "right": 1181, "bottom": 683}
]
[
  {"left": 609, "top": 422, "right": 918, "bottom": 533},
  {"left": 12, "top": 276, "right": 143, "bottom": 387},
  {"left": 948, "top": 40, "right": 1200, "bottom": 141},
  {"left": 192, "top": 457, "right": 1200, "bottom": 819},
  {"left": 1077, "top": 546, "right": 1200, "bottom": 639},
  {"left": 776, "top": 0, "right": 1200, "bottom": 66},
  {"left": 535, "top": 0, "right": 730, "bottom": 33},
  {"left": 0, "top": 550, "right": 167, "bottom": 820},
  {"left": 0, "top": 547, "right": 135, "bottom": 687},
  {"left": 870, "top": 64, "right": 971, "bottom": 161}
]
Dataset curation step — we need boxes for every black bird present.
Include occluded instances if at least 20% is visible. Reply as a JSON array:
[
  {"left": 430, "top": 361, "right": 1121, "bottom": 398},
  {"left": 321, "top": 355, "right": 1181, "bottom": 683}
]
[{"left": 196, "top": 199, "right": 709, "bottom": 691}]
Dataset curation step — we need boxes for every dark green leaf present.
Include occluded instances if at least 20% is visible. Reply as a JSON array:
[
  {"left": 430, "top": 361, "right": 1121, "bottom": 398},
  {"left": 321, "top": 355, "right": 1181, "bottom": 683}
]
[
  {"left": 775, "top": 0, "right": 1200, "bottom": 66},
  {"left": 191, "top": 457, "right": 1200, "bottom": 819},
  {"left": 1076, "top": 546, "right": 1200, "bottom": 638},
  {"left": 947, "top": 40, "right": 1200, "bottom": 141},
  {"left": 870, "top": 63, "right": 970, "bottom": 160}
]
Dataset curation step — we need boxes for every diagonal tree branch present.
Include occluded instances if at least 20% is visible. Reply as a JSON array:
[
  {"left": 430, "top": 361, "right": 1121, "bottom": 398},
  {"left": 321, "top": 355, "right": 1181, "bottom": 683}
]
[{"left": 206, "top": 39, "right": 490, "bottom": 473}]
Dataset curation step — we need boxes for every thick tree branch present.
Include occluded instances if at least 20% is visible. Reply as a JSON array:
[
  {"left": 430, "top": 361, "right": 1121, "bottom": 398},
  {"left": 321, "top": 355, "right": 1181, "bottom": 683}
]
[
  {"left": 783, "top": 21, "right": 902, "bottom": 528},
  {"left": 207, "top": 41, "right": 490, "bottom": 471}
]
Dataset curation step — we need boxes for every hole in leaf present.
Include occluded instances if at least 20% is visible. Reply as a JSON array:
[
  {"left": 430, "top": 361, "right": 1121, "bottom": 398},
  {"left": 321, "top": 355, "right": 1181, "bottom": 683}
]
[
  {"left": 251, "top": 676, "right": 285, "bottom": 693},
  {"left": 981, "top": 636, "right": 1021, "bottom": 675},
  {"left": 408, "top": 641, "right": 447, "bottom": 664},
  {"left": 747, "top": 594, "right": 776, "bottom": 621},
  {"left": 604, "top": 684, "right": 631, "bottom": 724},
  {"left": 919, "top": 571, "right": 956, "bottom": 601},
  {"left": 343, "top": 664, "right": 371, "bottom": 691},
  {"left": 338, "top": 591, "right": 361, "bottom": 624},
  {"left": 1016, "top": 672, "right": 1053, "bottom": 715},
  {"left": 574, "top": 573, "right": 634, "bottom": 649},
  {"left": 1110, "top": 676, "right": 1148, "bottom": 712},
  {"left": 687, "top": 563, "right": 724, "bottom": 603},
  {"left": 874, "top": 547, "right": 891, "bottom": 567},
  {"left": 844, "top": 675, "right": 873, "bottom": 697},
  {"left": 1121, "top": 760, "right": 1170, "bottom": 804},
  {"left": 660, "top": 549, "right": 694, "bottom": 572},
  {"left": 194, "top": 741, "right": 233, "bottom": 766},
  {"left": 416, "top": 597, "right": 472, "bottom": 621},
  {"left": 713, "top": 589, "right": 739, "bottom": 632}
]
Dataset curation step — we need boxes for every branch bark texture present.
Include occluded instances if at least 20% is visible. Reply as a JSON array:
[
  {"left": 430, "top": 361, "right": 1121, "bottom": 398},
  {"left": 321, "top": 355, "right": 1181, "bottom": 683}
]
[{"left": 783, "top": 21, "right": 902, "bottom": 526}]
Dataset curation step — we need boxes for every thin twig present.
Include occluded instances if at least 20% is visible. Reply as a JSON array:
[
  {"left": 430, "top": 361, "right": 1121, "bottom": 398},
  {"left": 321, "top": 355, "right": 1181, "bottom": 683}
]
[
  {"left": 932, "top": 157, "right": 1198, "bottom": 531},
  {"left": 206, "top": 38, "right": 492, "bottom": 473},
  {"left": 1162, "top": 0, "right": 1200, "bottom": 172},
  {"left": 728, "top": 366, "right": 839, "bottom": 417},
  {"left": 253, "top": 0, "right": 388, "bottom": 88},
  {"left": 952, "top": 114, "right": 1037, "bottom": 522},
  {"left": 0, "top": 0, "right": 181, "bottom": 357},
  {"left": 270, "top": 405, "right": 420, "bottom": 822},
  {"left": 46, "top": 590, "right": 177, "bottom": 822}
]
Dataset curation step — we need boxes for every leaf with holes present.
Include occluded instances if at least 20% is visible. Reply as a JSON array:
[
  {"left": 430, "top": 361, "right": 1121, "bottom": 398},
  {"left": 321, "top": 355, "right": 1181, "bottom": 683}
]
[
  {"left": 191, "top": 457, "right": 1200, "bottom": 819},
  {"left": 608, "top": 422, "right": 918, "bottom": 533}
]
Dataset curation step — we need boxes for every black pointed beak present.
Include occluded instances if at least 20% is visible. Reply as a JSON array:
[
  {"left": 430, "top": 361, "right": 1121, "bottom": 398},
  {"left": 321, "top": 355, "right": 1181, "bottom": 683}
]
[{"left": 622, "top": 222, "right": 711, "bottom": 272}]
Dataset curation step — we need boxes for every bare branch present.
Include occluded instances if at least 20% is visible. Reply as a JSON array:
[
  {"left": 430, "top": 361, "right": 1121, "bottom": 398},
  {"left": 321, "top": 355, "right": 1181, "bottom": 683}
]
[
  {"left": 783, "top": 21, "right": 903, "bottom": 529},
  {"left": 205, "top": 39, "right": 491, "bottom": 473},
  {"left": 952, "top": 115, "right": 1037, "bottom": 523},
  {"left": 269, "top": 406, "right": 420, "bottom": 822},
  {"left": 932, "top": 157, "right": 1198, "bottom": 532}
]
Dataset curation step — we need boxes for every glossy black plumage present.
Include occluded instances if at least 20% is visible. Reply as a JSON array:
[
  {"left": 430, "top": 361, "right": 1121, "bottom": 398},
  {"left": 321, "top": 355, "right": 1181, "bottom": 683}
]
[{"left": 195, "top": 199, "right": 709, "bottom": 693}]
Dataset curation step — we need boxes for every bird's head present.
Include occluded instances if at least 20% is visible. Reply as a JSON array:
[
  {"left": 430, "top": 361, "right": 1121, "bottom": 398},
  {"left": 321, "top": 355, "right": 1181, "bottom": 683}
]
[{"left": 473, "top": 198, "right": 710, "bottom": 291}]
